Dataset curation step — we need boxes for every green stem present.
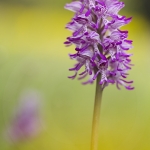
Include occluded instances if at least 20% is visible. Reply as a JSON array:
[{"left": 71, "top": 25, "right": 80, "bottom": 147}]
[{"left": 91, "top": 75, "right": 103, "bottom": 150}]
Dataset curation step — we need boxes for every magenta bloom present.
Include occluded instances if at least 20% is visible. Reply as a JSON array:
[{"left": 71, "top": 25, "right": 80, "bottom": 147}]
[
  {"left": 5, "top": 91, "right": 43, "bottom": 143},
  {"left": 64, "top": 0, "right": 134, "bottom": 90}
]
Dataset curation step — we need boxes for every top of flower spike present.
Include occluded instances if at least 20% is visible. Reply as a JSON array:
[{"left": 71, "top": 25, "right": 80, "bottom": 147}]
[{"left": 64, "top": 0, "right": 134, "bottom": 90}]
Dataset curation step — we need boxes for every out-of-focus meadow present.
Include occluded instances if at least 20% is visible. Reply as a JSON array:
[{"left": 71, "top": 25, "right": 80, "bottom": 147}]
[{"left": 0, "top": 0, "right": 149, "bottom": 150}]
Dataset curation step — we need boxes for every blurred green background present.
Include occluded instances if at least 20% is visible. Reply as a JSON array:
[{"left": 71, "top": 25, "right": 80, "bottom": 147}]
[{"left": 0, "top": 0, "right": 149, "bottom": 150}]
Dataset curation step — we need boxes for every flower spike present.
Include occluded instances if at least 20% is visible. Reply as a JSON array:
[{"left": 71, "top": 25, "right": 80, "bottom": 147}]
[{"left": 64, "top": 0, "right": 134, "bottom": 90}]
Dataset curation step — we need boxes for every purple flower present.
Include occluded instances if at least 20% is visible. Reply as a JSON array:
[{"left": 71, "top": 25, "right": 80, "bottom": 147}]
[
  {"left": 64, "top": 0, "right": 134, "bottom": 90},
  {"left": 5, "top": 90, "right": 44, "bottom": 143}
]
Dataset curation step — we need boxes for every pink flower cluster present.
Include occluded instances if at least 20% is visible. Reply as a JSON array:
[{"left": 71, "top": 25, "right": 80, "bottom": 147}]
[{"left": 64, "top": 0, "right": 134, "bottom": 90}]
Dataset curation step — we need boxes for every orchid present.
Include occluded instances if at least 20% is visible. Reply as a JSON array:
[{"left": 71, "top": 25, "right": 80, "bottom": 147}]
[
  {"left": 5, "top": 91, "right": 43, "bottom": 143},
  {"left": 64, "top": 1, "right": 134, "bottom": 150},
  {"left": 64, "top": 0, "right": 134, "bottom": 90}
]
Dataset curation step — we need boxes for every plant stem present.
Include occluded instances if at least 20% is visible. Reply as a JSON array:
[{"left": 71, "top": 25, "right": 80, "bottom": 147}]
[{"left": 91, "top": 75, "right": 103, "bottom": 150}]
